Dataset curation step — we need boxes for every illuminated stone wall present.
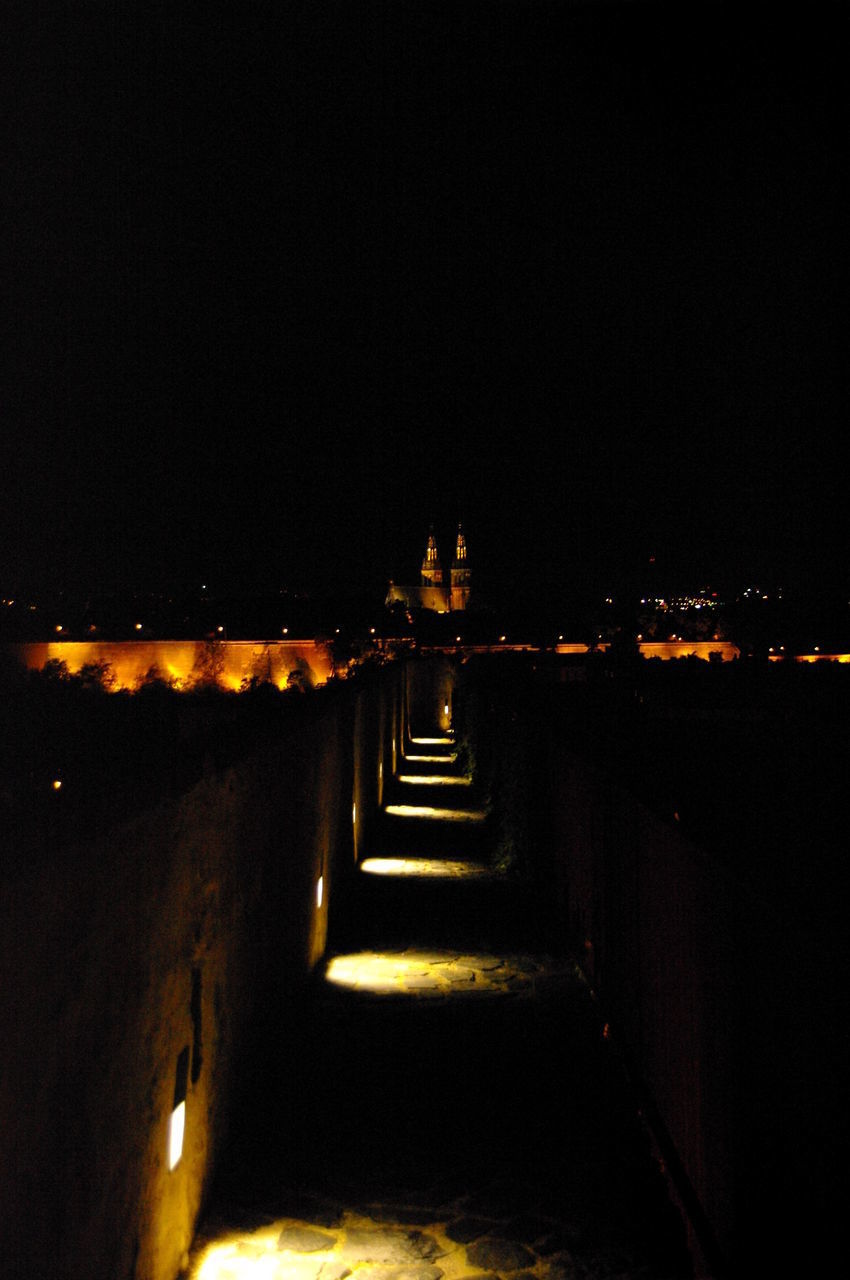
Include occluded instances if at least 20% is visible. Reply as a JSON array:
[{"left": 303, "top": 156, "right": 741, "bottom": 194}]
[
  {"left": 0, "top": 672, "right": 398, "bottom": 1280},
  {"left": 10, "top": 639, "right": 332, "bottom": 691}
]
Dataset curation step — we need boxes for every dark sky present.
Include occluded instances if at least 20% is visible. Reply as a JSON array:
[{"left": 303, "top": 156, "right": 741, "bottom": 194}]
[{"left": 3, "top": 2, "right": 845, "bottom": 604}]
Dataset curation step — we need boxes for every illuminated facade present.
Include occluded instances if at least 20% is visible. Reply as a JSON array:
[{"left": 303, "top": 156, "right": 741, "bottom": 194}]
[{"left": 386, "top": 525, "right": 472, "bottom": 613}]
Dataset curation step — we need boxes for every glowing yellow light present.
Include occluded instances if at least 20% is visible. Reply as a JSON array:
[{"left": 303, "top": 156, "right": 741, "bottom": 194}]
[
  {"left": 52, "top": 779, "right": 62, "bottom": 791},
  {"left": 282, "top": 627, "right": 289, "bottom": 635},
  {"left": 323, "top": 948, "right": 559, "bottom": 1000},
  {"left": 499, "top": 635, "right": 506, "bottom": 642},
  {"left": 216, "top": 625, "right": 224, "bottom": 633},
  {"left": 403, "top": 752, "right": 458, "bottom": 764},
  {"left": 370, "top": 627, "right": 376, "bottom": 634},
  {"left": 455, "top": 635, "right": 462, "bottom": 642},
  {"left": 384, "top": 804, "right": 486, "bottom": 822},
  {"left": 55, "top": 624, "right": 63, "bottom": 633},
  {"left": 168, "top": 1100, "right": 185, "bottom": 1171},
  {"left": 397, "top": 774, "right": 471, "bottom": 786},
  {"left": 361, "top": 857, "right": 490, "bottom": 878},
  {"left": 135, "top": 622, "right": 142, "bottom": 631},
  {"left": 410, "top": 736, "right": 453, "bottom": 745},
  {"left": 194, "top": 1242, "right": 287, "bottom": 1279},
  {"left": 352, "top": 803, "right": 356, "bottom": 826},
  {"left": 316, "top": 875, "right": 323, "bottom": 909}
]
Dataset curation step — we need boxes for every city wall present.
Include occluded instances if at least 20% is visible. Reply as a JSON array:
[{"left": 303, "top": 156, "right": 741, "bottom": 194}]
[
  {"left": 9, "top": 639, "right": 333, "bottom": 691},
  {"left": 543, "top": 748, "right": 737, "bottom": 1276},
  {"left": 0, "top": 667, "right": 400, "bottom": 1280}
]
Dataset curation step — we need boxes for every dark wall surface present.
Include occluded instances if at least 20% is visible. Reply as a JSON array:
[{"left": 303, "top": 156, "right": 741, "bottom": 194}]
[{"left": 0, "top": 668, "right": 399, "bottom": 1280}]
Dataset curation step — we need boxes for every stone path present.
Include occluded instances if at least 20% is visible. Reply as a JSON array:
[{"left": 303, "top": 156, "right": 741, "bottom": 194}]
[{"left": 187, "top": 729, "right": 691, "bottom": 1280}]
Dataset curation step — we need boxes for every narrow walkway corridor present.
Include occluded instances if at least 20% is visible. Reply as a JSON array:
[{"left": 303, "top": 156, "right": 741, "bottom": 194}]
[{"left": 187, "top": 730, "right": 691, "bottom": 1280}]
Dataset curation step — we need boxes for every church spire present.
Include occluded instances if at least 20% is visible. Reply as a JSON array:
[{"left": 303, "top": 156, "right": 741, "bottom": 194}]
[
  {"left": 421, "top": 527, "right": 444, "bottom": 586},
  {"left": 450, "top": 522, "right": 471, "bottom": 609},
  {"left": 452, "top": 522, "right": 468, "bottom": 570}
]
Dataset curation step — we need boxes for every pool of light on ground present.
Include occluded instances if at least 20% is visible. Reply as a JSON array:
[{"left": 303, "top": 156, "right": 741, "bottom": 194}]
[
  {"left": 188, "top": 1198, "right": 584, "bottom": 1280},
  {"left": 397, "top": 774, "right": 471, "bottom": 787},
  {"left": 403, "top": 752, "right": 458, "bottom": 763},
  {"left": 324, "top": 949, "right": 573, "bottom": 998},
  {"left": 410, "top": 736, "right": 454, "bottom": 745},
  {"left": 384, "top": 804, "right": 487, "bottom": 822},
  {"left": 360, "top": 857, "right": 492, "bottom": 878}
]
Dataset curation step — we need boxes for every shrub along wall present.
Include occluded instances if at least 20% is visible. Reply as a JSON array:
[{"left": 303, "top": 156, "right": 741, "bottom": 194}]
[{"left": 0, "top": 667, "right": 400, "bottom": 1280}]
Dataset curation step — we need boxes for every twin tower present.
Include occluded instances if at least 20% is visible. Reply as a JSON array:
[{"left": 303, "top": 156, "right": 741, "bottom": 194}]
[{"left": 386, "top": 524, "right": 472, "bottom": 614}]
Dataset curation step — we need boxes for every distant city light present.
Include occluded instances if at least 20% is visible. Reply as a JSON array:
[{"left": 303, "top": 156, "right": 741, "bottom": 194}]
[
  {"left": 55, "top": 624, "right": 63, "bottom": 633},
  {"left": 216, "top": 625, "right": 224, "bottom": 633},
  {"left": 135, "top": 622, "right": 142, "bottom": 631},
  {"left": 52, "top": 779, "right": 62, "bottom": 791},
  {"left": 282, "top": 627, "right": 288, "bottom": 635}
]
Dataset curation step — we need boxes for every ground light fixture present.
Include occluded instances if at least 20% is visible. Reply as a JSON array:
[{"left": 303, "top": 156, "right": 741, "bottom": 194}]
[{"left": 168, "top": 1047, "right": 190, "bottom": 1172}]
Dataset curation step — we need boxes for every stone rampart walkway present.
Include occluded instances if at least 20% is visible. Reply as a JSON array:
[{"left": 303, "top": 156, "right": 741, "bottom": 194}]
[{"left": 188, "top": 728, "right": 690, "bottom": 1280}]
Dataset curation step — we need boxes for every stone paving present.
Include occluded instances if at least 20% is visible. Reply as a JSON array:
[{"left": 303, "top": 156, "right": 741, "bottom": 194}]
[
  {"left": 189, "top": 1192, "right": 683, "bottom": 1280},
  {"left": 323, "top": 949, "right": 576, "bottom": 999},
  {"left": 359, "top": 859, "right": 495, "bottom": 881},
  {"left": 187, "top": 730, "right": 691, "bottom": 1280}
]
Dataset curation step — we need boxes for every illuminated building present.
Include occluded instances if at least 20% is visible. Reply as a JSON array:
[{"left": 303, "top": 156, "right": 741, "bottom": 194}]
[{"left": 386, "top": 524, "right": 472, "bottom": 613}]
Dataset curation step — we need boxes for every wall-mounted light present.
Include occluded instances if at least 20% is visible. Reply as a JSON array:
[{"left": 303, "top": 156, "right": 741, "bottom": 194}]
[
  {"left": 316, "top": 875, "right": 324, "bottom": 909},
  {"left": 168, "top": 1047, "right": 190, "bottom": 1171},
  {"left": 352, "top": 803, "right": 356, "bottom": 826}
]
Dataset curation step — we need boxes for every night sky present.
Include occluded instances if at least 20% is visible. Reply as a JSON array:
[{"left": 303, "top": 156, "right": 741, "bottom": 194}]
[{"left": 3, "top": 2, "right": 845, "bottom": 606}]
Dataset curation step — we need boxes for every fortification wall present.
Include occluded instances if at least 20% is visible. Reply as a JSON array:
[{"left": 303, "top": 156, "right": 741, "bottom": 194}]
[
  {"left": 0, "top": 668, "right": 402, "bottom": 1280},
  {"left": 545, "top": 751, "right": 735, "bottom": 1274},
  {"left": 9, "top": 639, "right": 332, "bottom": 691}
]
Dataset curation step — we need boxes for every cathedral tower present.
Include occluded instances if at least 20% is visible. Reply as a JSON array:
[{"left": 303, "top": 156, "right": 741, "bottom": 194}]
[
  {"left": 420, "top": 528, "right": 444, "bottom": 587},
  {"left": 450, "top": 523, "right": 471, "bottom": 611}
]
